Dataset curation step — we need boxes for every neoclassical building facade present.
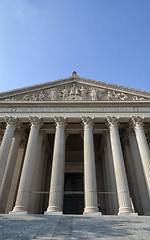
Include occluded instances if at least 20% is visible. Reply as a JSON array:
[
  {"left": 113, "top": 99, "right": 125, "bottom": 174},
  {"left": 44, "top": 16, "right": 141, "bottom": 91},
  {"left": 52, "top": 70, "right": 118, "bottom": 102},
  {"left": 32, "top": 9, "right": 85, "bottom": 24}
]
[{"left": 0, "top": 72, "right": 150, "bottom": 216}]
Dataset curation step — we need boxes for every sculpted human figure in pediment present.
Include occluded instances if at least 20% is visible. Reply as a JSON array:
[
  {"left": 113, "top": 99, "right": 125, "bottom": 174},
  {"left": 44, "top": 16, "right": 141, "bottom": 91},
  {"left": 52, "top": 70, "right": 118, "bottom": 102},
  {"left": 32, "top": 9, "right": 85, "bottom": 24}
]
[
  {"left": 80, "top": 86, "right": 86, "bottom": 100},
  {"left": 62, "top": 87, "right": 69, "bottom": 99},
  {"left": 90, "top": 88, "right": 98, "bottom": 100},
  {"left": 69, "top": 84, "right": 80, "bottom": 96},
  {"left": 0, "top": 82, "right": 148, "bottom": 102},
  {"left": 132, "top": 96, "right": 145, "bottom": 101},
  {"left": 107, "top": 91, "right": 128, "bottom": 101},
  {"left": 46, "top": 88, "right": 58, "bottom": 101}
]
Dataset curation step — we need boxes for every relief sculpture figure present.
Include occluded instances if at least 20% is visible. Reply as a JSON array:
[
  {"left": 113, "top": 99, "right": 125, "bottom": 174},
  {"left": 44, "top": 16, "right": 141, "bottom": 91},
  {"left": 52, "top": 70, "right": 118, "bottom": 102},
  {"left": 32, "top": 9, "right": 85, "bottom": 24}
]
[
  {"left": 80, "top": 86, "right": 86, "bottom": 100},
  {"left": 62, "top": 87, "right": 69, "bottom": 99},
  {"left": 23, "top": 94, "right": 30, "bottom": 101},
  {"left": 37, "top": 92, "right": 45, "bottom": 100},
  {"left": 90, "top": 88, "right": 98, "bottom": 100},
  {"left": 48, "top": 89, "right": 58, "bottom": 101},
  {"left": 69, "top": 84, "right": 80, "bottom": 95},
  {"left": 107, "top": 91, "right": 128, "bottom": 101}
]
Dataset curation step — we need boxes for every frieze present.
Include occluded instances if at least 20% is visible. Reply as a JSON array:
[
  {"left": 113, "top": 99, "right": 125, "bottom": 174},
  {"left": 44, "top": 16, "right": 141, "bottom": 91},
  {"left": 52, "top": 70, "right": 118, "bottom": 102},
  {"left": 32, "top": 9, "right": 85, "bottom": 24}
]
[
  {"left": 1, "top": 107, "right": 149, "bottom": 113},
  {"left": 1, "top": 71, "right": 150, "bottom": 102},
  {"left": 2, "top": 83, "right": 148, "bottom": 102}
]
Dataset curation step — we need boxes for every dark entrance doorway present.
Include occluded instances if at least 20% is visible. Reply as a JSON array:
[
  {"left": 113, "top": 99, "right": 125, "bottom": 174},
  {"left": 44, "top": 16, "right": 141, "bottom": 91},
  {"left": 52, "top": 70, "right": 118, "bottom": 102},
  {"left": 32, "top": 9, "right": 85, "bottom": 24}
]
[{"left": 63, "top": 173, "right": 84, "bottom": 214}]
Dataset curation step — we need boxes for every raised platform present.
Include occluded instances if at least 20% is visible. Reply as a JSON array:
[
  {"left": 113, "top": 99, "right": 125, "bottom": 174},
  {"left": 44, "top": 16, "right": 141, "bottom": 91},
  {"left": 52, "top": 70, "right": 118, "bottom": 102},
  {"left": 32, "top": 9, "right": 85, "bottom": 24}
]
[{"left": 0, "top": 214, "right": 150, "bottom": 239}]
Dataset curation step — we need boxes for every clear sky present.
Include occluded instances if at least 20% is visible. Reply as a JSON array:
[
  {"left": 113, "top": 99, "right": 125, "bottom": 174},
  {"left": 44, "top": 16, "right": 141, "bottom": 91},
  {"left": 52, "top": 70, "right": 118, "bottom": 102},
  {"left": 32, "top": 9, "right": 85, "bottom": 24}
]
[{"left": 0, "top": 0, "right": 150, "bottom": 93}]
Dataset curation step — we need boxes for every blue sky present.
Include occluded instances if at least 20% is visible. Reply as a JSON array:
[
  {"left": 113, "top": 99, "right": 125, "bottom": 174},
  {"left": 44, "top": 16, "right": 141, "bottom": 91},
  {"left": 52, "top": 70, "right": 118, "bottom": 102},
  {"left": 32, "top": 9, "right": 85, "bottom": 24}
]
[{"left": 0, "top": 0, "right": 150, "bottom": 92}]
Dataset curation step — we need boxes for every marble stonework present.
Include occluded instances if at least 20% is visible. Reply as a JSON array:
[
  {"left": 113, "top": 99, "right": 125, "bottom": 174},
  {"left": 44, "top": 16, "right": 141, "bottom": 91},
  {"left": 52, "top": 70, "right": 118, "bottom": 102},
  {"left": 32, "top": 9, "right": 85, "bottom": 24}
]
[
  {"left": 0, "top": 72, "right": 150, "bottom": 102},
  {"left": 0, "top": 72, "right": 150, "bottom": 216}
]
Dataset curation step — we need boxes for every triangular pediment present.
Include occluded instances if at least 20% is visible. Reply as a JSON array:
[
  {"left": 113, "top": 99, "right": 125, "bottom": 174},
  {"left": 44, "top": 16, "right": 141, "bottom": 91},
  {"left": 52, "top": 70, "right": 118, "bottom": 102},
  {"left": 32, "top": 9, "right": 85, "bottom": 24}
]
[{"left": 0, "top": 72, "right": 150, "bottom": 102}]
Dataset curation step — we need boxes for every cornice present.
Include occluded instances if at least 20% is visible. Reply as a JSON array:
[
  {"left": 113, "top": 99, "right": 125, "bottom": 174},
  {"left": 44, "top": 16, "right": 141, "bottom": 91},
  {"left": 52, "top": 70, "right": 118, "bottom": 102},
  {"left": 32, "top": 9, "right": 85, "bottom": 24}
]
[
  {"left": 78, "top": 77, "right": 150, "bottom": 97},
  {"left": 0, "top": 75, "right": 150, "bottom": 99},
  {"left": 0, "top": 76, "right": 74, "bottom": 97},
  {"left": 0, "top": 100, "right": 150, "bottom": 108}
]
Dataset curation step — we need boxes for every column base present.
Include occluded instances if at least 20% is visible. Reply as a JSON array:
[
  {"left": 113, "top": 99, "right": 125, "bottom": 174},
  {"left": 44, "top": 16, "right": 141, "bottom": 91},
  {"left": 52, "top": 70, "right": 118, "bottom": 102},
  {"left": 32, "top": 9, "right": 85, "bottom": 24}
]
[
  {"left": 83, "top": 206, "right": 101, "bottom": 216},
  {"left": 46, "top": 206, "right": 62, "bottom": 213},
  {"left": 9, "top": 211, "right": 27, "bottom": 215},
  {"left": 10, "top": 205, "right": 28, "bottom": 214},
  {"left": 118, "top": 212, "right": 138, "bottom": 216},
  {"left": 84, "top": 206, "right": 99, "bottom": 213},
  {"left": 44, "top": 211, "right": 62, "bottom": 215},
  {"left": 83, "top": 212, "right": 102, "bottom": 217}
]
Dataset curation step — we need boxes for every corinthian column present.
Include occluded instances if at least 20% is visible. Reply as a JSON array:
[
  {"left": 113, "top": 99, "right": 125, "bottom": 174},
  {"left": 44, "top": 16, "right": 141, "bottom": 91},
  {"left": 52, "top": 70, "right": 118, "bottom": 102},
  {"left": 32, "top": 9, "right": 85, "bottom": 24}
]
[
  {"left": 0, "top": 129, "right": 24, "bottom": 213},
  {"left": 0, "top": 116, "right": 19, "bottom": 186},
  {"left": 11, "top": 117, "right": 43, "bottom": 214},
  {"left": 131, "top": 116, "right": 150, "bottom": 198},
  {"left": 127, "top": 127, "right": 150, "bottom": 215},
  {"left": 105, "top": 132, "right": 118, "bottom": 214},
  {"left": 107, "top": 116, "right": 136, "bottom": 215},
  {"left": 28, "top": 131, "right": 46, "bottom": 214},
  {"left": 122, "top": 134, "right": 143, "bottom": 215},
  {"left": 81, "top": 116, "right": 100, "bottom": 216},
  {"left": 45, "top": 116, "right": 66, "bottom": 215}
]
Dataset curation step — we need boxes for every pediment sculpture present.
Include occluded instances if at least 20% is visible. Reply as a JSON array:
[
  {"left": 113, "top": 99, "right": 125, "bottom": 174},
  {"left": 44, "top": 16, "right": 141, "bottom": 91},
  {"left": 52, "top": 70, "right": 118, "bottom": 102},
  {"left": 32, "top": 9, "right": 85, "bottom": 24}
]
[{"left": 2, "top": 83, "right": 147, "bottom": 101}]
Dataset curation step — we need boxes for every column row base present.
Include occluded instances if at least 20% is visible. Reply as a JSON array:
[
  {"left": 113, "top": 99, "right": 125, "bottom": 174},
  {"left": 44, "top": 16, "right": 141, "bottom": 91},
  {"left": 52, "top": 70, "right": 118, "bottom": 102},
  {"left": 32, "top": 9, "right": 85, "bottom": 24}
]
[
  {"left": 83, "top": 212, "right": 102, "bottom": 217},
  {"left": 9, "top": 211, "right": 27, "bottom": 215},
  {"left": 118, "top": 212, "right": 138, "bottom": 216},
  {"left": 7, "top": 211, "right": 138, "bottom": 216},
  {"left": 44, "top": 211, "right": 63, "bottom": 215}
]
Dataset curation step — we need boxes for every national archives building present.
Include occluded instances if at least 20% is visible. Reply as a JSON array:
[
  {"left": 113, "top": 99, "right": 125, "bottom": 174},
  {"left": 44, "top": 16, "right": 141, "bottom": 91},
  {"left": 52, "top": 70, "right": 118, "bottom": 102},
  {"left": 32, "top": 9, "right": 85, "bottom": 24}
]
[{"left": 0, "top": 72, "right": 150, "bottom": 216}]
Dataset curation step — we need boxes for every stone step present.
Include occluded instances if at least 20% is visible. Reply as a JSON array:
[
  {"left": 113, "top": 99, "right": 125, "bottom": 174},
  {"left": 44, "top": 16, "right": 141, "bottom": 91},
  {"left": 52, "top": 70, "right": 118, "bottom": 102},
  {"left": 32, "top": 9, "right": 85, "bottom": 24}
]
[{"left": 0, "top": 214, "right": 150, "bottom": 239}]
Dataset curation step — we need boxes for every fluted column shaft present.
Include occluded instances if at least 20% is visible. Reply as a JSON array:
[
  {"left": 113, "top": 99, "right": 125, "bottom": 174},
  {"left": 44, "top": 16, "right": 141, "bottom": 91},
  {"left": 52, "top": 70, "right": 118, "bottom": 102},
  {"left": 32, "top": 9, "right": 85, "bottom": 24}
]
[
  {"left": 11, "top": 117, "right": 43, "bottom": 213},
  {"left": 131, "top": 116, "right": 150, "bottom": 197},
  {"left": 105, "top": 132, "right": 118, "bottom": 214},
  {"left": 29, "top": 131, "right": 46, "bottom": 213},
  {"left": 46, "top": 117, "right": 66, "bottom": 214},
  {"left": 123, "top": 137, "right": 143, "bottom": 215},
  {"left": 82, "top": 116, "right": 99, "bottom": 214},
  {"left": 0, "top": 130, "right": 23, "bottom": 213},
  {"left": 5, "top": 139, "right": 26, "bottom": 213},
  {"left": 127, "top": 128, "right": 150, "bottom": 215},
  {"left": 33, "top": 142, "right": 47, "bottom": 214},
  {"left": 103, "top": 144, "right": 112, "bottom": 214},
  {"left": 0, "top": 117, "right": 19, "bottom": 186},
  {"left": 107, "top": 116, "right": 133, "bottom": 214}
]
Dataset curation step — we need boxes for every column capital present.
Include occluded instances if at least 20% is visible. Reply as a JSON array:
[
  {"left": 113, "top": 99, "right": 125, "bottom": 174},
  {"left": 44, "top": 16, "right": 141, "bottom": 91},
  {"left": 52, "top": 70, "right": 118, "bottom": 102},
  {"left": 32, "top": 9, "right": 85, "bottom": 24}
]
[
  {"left": 81, "top": 116, "right": 94, "bottom": 128},
  {"left": 130, "top": 116, "right": 144, "bottom": 127},
  {"left": 106, "top": 116, "right": 119, "bottom": 127},
  {"left": 54, "top": 116, "right": 67, "bottom": 128},
  {"left": 5, "top": 116, "right": 19, "bottom": 127},
  {"left": 29, "top": 116, "right": 43, "bottom": 128}
]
